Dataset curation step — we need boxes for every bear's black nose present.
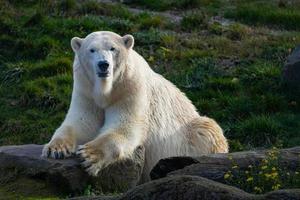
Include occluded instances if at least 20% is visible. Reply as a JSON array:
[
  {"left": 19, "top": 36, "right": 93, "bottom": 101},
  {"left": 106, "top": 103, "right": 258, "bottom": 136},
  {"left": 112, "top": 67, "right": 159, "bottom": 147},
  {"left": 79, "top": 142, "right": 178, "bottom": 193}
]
[{"left": 97, "top": 60, "right": 109, "bottom": 72}]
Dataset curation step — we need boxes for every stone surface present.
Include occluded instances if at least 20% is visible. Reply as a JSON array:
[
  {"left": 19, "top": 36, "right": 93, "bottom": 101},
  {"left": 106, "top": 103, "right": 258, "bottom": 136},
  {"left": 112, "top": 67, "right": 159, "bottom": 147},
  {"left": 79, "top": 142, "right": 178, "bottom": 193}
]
[
  {"left": 119, "top": 175, "right": 254, "bottom": 200},
  {"left": 283, "top": 45, "right": 300, "bottom": 89},
  {"left": 72, "top": 175, "right": 300, "bottom": 200},
  {"left": 151, "top": 146, "right": 300, "bottom": 183},
  {"left": 150, "top": 156, "right": 199, "bottom": 180},
  {"left": 0, "top": 144, "right": 145, "bottom": 197},
  {"left": 70, "top": 196, "right": 117, "bottom": 200},
  {"left": 263, "top": 189, "right": 300, "bottom": 200},
  {"left": 91, "top": 145, "right": 145, "bottom": 193},
  {"left": 2, "top": 145, "right": 299, "bottom": 199}
]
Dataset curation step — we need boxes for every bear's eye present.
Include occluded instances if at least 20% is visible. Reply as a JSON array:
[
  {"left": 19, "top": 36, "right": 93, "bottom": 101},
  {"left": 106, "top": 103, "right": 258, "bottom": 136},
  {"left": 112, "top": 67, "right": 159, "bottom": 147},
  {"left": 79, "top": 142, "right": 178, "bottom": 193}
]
[
  {"left": 90, "top": 49, "right": 95, "bottom": 53},
  {"left": 110, "top": 47, "right": 115, "bottom": 51}
]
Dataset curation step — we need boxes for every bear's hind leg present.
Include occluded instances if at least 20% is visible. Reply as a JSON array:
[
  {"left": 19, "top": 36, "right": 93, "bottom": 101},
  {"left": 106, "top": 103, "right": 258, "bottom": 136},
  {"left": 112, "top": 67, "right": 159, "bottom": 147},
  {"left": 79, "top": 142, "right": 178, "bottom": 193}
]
[{"left": 186, "top": 117, "right": 228, "bottom": 155}]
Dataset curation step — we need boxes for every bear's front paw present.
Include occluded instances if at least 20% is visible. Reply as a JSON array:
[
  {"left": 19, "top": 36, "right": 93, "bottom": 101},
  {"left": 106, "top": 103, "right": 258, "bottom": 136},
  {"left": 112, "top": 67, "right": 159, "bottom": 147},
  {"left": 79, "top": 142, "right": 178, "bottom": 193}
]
[
  {"left": 77, "top": 143, "right": 110, "bottom": 176},
  {"left": 42, "top": 136, "right": 76, "bottom": 159}
]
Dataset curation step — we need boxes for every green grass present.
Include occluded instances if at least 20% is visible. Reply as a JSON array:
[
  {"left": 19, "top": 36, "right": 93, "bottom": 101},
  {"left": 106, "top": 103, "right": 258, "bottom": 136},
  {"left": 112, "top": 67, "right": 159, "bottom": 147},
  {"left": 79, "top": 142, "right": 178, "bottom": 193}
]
[
  {"left": 0, "top": 0, "right": 299, "bottom": 153},
  {"left": 225, "top": 2, "right": 300, "bottom": 30},
  {"left": 181, "top": 10, "right": 208, "bottom": 31},
  {"left": 127, "top": 0, "right": 222, "bottom": 11},
  {"left": 0, "top": 177, "right": 60, "bottom": 199}
]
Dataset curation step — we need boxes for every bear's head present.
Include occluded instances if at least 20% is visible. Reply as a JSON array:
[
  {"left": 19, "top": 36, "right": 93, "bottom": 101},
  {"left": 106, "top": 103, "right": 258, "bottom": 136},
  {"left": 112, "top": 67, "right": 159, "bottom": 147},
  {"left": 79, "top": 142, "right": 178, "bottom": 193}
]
[{"left": 71, "top": 31, "right": 134, "bottom": 85}]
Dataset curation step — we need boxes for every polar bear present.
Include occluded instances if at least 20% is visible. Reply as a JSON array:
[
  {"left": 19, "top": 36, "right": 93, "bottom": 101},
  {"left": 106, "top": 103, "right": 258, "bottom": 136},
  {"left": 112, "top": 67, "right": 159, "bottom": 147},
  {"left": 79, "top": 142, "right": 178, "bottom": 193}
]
[{"left": 42, "top": 31, "right": 228, "bottom": 181}]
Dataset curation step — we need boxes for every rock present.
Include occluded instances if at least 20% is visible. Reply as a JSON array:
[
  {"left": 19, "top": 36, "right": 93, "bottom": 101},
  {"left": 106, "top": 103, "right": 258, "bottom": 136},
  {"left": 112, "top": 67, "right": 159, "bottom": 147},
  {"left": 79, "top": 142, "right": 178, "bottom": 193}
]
[
  {"left": 263, "top": 189, "right": 300, "bottom": 200},
  {"left": 70, "top": 195, "right": 117, "bottom": 200},
  {"left": 151, "top": 146, "right": 300, "bottom": 184},
  {"left": 91, "top": 145, "right": 145, "bottom": 193},
  {"left": 119, "top": 175, "right": 254, "bottom": 200},
  {"left": 74, "top": 176, "right": 300, "bottom": 200},
  {"left": 71, "top": 146, "right": 300, "bottom": 200},
  {"left": 150, "top": 157, "right": 199, "bottom": 180},
  {"left": 119, "top": 0, "right": 134, "bottom": 3},
  {"left": 0, "top": 144, "right": 145, "bottom": 197},
  {"left": 2, "top": 145, "right": 299, "bottom": 199},
  {"left": 283, "top": 45, "right": 300, "bottom": 90}
]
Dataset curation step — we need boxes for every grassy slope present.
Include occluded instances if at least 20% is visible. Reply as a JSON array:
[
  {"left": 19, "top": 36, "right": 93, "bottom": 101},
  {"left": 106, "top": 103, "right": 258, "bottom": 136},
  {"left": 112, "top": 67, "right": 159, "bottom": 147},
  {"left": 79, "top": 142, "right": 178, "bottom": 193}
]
[{"left": 0, "top": 0, "right": 300, "bottom": 153}]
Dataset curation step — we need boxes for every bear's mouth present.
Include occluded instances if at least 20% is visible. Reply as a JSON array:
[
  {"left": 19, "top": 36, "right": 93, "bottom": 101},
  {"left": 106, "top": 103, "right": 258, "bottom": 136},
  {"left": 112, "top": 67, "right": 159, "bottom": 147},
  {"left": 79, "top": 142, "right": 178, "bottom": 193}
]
[{"left": 97, "top": 72, "right": 109, "bottom": 78}]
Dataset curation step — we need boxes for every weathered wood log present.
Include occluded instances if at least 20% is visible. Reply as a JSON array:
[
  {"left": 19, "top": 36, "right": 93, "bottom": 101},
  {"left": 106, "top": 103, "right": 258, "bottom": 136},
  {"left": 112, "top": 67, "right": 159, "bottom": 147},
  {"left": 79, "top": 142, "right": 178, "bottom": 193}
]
[{"left": 151, "top": 146, "right": 300, "bottom": 184}]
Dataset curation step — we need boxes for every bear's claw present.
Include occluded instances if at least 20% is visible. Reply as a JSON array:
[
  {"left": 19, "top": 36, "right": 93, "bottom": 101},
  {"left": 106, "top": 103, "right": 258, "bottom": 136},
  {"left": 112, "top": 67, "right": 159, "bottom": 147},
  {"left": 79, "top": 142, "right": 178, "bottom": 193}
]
[
  {"left": 86, "top": 164, "right": 100, "bottom": 176},
  {"left": 42, "top": 139, "right": 76, "bottom": 159},
  {"left": 77, "top": 144, "right": 106, "bottom": 176}
]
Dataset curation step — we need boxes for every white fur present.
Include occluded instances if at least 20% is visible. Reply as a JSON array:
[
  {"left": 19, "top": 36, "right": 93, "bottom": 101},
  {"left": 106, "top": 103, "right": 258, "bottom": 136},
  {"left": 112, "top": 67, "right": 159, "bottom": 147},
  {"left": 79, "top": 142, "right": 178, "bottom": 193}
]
[{"left": 42, "top": 31, "right": 228, "bottom": 182}]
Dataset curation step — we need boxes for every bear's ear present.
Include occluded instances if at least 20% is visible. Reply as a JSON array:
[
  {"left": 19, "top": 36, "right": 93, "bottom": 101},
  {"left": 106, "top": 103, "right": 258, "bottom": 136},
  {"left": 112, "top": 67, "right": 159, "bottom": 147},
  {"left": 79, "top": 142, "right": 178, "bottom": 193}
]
[
  {"left": 71, "top": 37, "right": 83, "bottom": 52},
  {"left": 122, "top": 34, "right": 134, "bottom": 49}
]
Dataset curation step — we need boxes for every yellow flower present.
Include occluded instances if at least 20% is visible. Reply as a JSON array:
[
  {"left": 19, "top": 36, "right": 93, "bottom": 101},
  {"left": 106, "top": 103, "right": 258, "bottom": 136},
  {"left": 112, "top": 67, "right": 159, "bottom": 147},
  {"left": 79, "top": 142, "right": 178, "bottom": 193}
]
[
  {"left": 231, "top": 78, "right": 239, "bottom": 83},
  {"left": 265, "top": 173, "right": 271, "bottom": 179},
  {"left": 224, "top": 173, "right": 231, "bottom": 179},
  {"left": 261, "top": 165, "right": 267, "bottom": 170},
  {"left": 272, "top": 184, "right": 281, "bottom": 190},
  {"left": 148, "top": 56, "right": 154, "bottom": 62},
  {"left": 272, "top": 167, "right": 276, "bottom": 171},
  {"left": 271, "top": 172, "right": 278, "bottom": 178},
  {"left": 254, "top": 186, "right": 262, "bottom": 193},
  {"left": 246, "top": 177, "right": 253, "bottom": 182}
]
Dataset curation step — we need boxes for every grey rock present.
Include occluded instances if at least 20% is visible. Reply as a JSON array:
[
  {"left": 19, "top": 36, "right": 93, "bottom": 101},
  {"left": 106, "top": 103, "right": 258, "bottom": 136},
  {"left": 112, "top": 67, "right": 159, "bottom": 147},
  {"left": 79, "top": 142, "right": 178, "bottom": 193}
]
[
  {"left": 119, "top": 0, "right": 134, "bottom": 3},
  {"left": 91, "top": 145, "right": 145, "bottom": 193},
  {"left": 2, "top": 145, "right": 299, "bottom": 199},
  {"left": 283, "top": 45, "right": 300, "bottom": 89},
  {"left": 150, "top": 156, "right": 199, "bottom": 180},
  {"left": 0, "top": 144, "right": 145, "bottom": 196},
  {"left": 263, "top": 189, "right": 300, "bottom": 200},
  {"left": 69, "top": 195, "right": 118, "bottom": 200},
  {"left": 151, "top": 146, "right": 300, "bottom": 183},
  {"left": 119, "top": 175, "right": 254, "bottom": 200},
  {"left": 70, "top": 146, "right": 300, "bottom": 200},
  {"left": 74, "top": 176, "right": 300, "bottom": 200}
]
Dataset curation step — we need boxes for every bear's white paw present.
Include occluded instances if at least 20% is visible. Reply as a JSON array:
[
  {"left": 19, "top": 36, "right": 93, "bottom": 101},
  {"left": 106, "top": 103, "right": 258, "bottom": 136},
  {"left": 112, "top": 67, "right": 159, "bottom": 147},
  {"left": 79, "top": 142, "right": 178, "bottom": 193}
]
[
  {"left": 42, "top": 135, "right": 76, "bottom": 159},
  {"left": 77, "top": 143, "right": 112, "bottom": 176}
]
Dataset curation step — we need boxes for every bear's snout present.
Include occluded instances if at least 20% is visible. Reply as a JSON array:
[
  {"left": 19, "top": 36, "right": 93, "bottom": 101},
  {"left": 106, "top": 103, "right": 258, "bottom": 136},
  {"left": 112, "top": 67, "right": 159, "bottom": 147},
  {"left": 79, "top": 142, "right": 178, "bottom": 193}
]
[
  {"left": 97, "top": 60, "right": 110, "bottom": 77},
  {"left": 97, "top": 60, "right": 109, "bottom": 72}
]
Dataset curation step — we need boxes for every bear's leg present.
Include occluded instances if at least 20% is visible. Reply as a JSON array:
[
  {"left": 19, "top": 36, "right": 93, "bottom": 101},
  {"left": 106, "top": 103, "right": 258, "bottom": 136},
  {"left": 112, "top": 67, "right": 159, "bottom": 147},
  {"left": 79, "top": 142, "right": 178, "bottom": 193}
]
[
  {"left": 42, "top": 126, "right": 77, "bottom": 159},
  {"left": 77, "top": 128, "right": 142, "bottom": 176},
  {"left": 42, "top": 95, "right": 103, "bottom": 159},
  {"left": 186, "top": 117, "right": 229, "bottom": 154},
  {"left": 77, "top": 133, "right": 124, "bottom": 176}
]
